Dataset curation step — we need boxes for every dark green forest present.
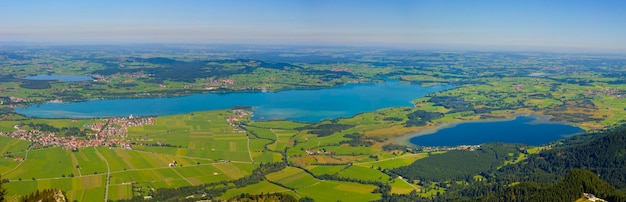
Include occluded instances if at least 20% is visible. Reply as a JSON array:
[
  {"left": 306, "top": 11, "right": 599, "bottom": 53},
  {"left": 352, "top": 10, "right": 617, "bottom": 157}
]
[{"left": 384, "top": 126, "right": 626, "bottom": 201}]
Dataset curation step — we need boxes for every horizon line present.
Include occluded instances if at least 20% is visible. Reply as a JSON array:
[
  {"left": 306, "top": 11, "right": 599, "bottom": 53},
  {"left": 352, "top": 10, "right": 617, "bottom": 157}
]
[{"left": 1, "top": 41, "right": 625, "bottom": 55}]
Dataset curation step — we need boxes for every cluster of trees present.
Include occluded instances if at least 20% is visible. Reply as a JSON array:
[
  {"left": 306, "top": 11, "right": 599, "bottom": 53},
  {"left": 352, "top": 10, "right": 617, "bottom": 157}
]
[
  {"left": 391, "top": 144, "right": 519, "bottom": 182},
  {"left": 489, "top": 169, "right": 626, "bottom": 202},
  {"left": 0, "top": 179, "right": 66, "bottom": 202},
  {"left": 91, "top": 57, "right": 356, "bottom": 84},
  {"left": 22, "top": 123, "right": 88, "bottom": 137},
  {"left": 227, "top": 193, "right": 299, "bottom": 202},
  {"left": 544, "top": 99, "right": 602, "bottom": 123},
  {"left": 52, "top": 91, "right": 85, "bottom": 101},
  {"left": 339, "top": 133, "right": 386, "bottom": 147},
  {"left": 381, "top": 143, "right": 410, "bottom": 151},
  {"left": 405, "top": 110, "right": 443, "bottom": 127},
  {"left": 19, "top": 80, "right": 53, "bottom": 89},
  {"left": 93, "top": 58, "right": 227, "bottom": 83},
  {"left": 496, "top": 125, "right": 626, "bottom": 188},
  {"left": 381, "top": 169, "right": 626, "bottom": 202},
  {"left": 428, "top": 96, "right": 474, "bottom": 113},
  {"left": 340, "top": 133, "right": 373, "bottom": 147},
  {"left": 0, "top": 177, "right": 5, "bottom": 202},
  {"left": 18, "top": 189, "right": 65, "bottom": 202},
  {"left": 302, "top": 123, "right": 354, "bottom": 137}
]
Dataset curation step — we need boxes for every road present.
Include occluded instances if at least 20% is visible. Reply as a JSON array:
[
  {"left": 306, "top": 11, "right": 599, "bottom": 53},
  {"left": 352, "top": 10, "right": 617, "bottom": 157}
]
[
  {"left": 2, "top": 148, "right": 30, "bottom": 176},
  {"left": 94, "top": 147, "right": 111, "bottom": 202}
]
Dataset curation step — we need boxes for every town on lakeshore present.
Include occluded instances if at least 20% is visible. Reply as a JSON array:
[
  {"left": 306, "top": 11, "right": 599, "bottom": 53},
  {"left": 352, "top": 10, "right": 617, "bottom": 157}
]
[{"left": 0, "top": 115, "right": 154, "bottom": 150}]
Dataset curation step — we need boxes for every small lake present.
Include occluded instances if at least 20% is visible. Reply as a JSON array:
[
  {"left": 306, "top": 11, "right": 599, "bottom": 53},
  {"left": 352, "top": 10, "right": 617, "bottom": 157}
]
[
  {"left": 22, "top": 75, "right": 94, "bottom": 82},
  {"left": 409, "top": 116, "right": 583, "bottom": 146},
  {"left": 16, "top": 81, "right": 452, "bottom": 122}
]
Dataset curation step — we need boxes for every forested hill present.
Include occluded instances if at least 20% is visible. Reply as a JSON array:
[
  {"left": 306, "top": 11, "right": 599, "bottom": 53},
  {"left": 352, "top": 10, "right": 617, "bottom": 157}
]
[
  {"left": 384, "top": 126, "right": 626, "bottom": 202},
  {"left": 496, "top": 126, "right": 626, "bottom": 189},
  {"left": 490, "top": 169, "right": 626, "bottom": 202},
  {"left": 391, "top": 144, "right": 520, "bottom": 182}
]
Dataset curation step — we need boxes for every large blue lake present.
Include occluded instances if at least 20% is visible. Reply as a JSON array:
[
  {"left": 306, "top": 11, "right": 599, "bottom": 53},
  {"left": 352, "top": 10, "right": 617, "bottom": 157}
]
[
  {"left": 409, "top": 116, "right": 584, "bottom": 146},
  {"left": 16, "top": 81, "right": 452, "bottom": 122}
]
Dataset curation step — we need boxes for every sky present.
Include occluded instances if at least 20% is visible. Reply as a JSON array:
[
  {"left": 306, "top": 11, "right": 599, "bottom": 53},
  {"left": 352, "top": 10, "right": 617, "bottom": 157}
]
[{"left": 1, "top": 0, "right": 626, "bottom": 52}]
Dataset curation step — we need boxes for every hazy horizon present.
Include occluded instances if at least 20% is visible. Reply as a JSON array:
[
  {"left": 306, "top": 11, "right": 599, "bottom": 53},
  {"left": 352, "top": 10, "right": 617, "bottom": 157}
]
[{"left": 2, "top": 0, "right": 626, "bottom": 53}]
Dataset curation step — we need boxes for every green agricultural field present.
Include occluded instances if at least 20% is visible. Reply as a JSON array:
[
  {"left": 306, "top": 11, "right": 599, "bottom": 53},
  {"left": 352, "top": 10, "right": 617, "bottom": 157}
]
[
  {"left": 172, "top": 164, "right": 234, "bottom": 185},
  {"left": 305, "top": 165, "right": 347, "bottom": 176},
  {"left": 232, "top": 165, "right": 383, "bottom": 201},
  {"left": 72, "top": 147, "right": 107, "bottom": 175},
  {"left": 218, "top": 181, "right": 292, "bottom": 200},
  {"left": 246, "top": 127, "right": 277, "bottom": 140},
  {"left": 297, "top": 180, "right": 381, "bottom": 201},
  {"left": 249, "top": 138, "right": 273, "bottom": 153},
  {"left": 4, "top": 49, "right": 626, "bottom": 201},
  {"left": 0, "top": 138, "right": 256, "bottom": 200},
  {"left": 107, "top": 184, "right": 133, "bottom": 201},
  {"left": 336, "top": 165, "right": 390, "bottom": 183},
  {"left": 127, "top": 110, "right": 253, "bottom": 162},
  {"left": 3, "top": 147, "right": 74, "bottom": 179},
  {"left": 0, "top": 121, "right": 20, "bottom": 133},
  {"left": 321, "top": 145, "right": 374, "bottom": 155},
  {"left": 110, "top": 169, "right": 191, "bottom": 188},
  {"left": 247, "top": 121, "right": 308, "bottom": 130},
  {"left": 4, "top": 174, "right": 106, "bottom": 201},
  {"left": 0, "top": 157, "right": 21, "bottom": 175},
  {"left": 265, "top": 167, "right": 320, "bottom": 189},
  {"left": 270, "top": 129, "right": 298, "bottom": 151},
  {"left": 96, "top": 148, "right": 198, "bottom": 172},
  {"left": 26, "top": 118, "right": 100, "bottom": 129},
  {"left": 253, "top": 151, "right": 281, "bottom": 163},
  {"left": 212, "top": 162, "right": 257, "bottom": 179},
  {"left": 389, "top": 178, "right": 419, "bottom": 194},
  {"left": 0, "top": 136, "right": 30, "bottom": 155},
  {"left": 359, "top": 153, "right": 429, "bottom": 169}
]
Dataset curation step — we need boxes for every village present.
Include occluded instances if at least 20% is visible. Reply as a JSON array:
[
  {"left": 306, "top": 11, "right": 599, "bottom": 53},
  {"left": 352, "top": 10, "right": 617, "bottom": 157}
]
[
  {"left": 0, "top": 115, "right": 154, "bottom": 150},
  {"left": 302, "top": 145, "right": 482, "bottom": 156},
  {"left": 0, "top": 110, "right": 252, "bottom": 151},
  {"left": 584, "top": 88, "right": 626, "bottom": 99},
  {"left": 416, "top": 144, "right": 482, "bottom": 153}
]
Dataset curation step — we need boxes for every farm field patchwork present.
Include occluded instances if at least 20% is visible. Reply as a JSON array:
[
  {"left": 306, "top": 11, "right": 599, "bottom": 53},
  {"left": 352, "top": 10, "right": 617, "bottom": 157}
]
[{"left": 3, "top": 49, "right": 626, "bottom": 201}]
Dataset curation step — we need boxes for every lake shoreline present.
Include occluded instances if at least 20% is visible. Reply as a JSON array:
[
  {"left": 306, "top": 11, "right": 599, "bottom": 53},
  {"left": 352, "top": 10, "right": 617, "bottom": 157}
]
[{"left": 16, "top": 81, "right": 453, "bottom": 122}]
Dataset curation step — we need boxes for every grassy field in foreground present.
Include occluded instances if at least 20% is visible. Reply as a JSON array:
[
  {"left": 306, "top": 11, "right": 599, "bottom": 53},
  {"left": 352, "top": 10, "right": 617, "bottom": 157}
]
[
  {"left": 265, "top": 167, "right": 321, "bottom": 189},
  {"left": 1, "top": 144, "right": 257, "bottom": 201},
  {"left": 298, "top": 180, "right": 381, "bottom": 201}
]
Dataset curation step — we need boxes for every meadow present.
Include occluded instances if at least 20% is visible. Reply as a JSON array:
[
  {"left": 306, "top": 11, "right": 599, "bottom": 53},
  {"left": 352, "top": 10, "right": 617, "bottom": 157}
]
[
  {"left": 127, "top": 110, "right": 251, "bottom": 162},
  {"left": 1, "top": 145, "right": 257, "bottom": 201}
]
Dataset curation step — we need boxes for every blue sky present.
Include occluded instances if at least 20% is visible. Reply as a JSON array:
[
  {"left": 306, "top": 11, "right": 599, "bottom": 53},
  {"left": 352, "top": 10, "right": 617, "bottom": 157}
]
[{"left": 1, "top": 0, "right": 625, "bottom": 52}]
